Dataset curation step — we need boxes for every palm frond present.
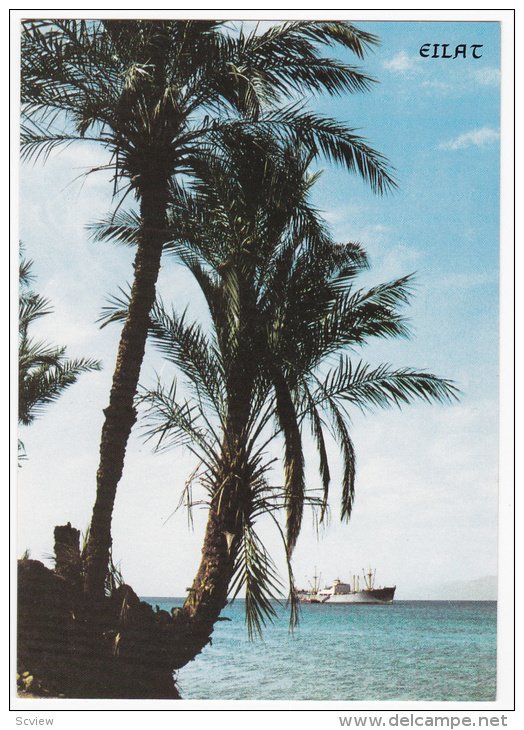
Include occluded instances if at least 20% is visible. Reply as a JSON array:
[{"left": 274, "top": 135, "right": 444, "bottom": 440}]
[
  {"left": 19, "top": 248, "right": 35, "bottom": 288},
  {"left": 148, "top": 301, "right": 226, "bottom": 419},
  {"left": 211, "top": 107, "right": 397, "bottom": 195},
  {"left": 290, "top": 21, "right": 380, "bottom": 59},
  {"left": 88, "top": 210, "right": 142, "bottom": 247},
  {"left": 20, "top": 122, "right": 102, "bottom": 164},
  {"left": 318, "top": 358, "right": 460, "bottom": 412},
  {"left": 326, "top": 401, "right": 356, "bottom": 523},
  {"left": 19, "top": 250, "right": 102, "bottom": 431},
  {"left": 97, "top": 286, "right": 132, "bottom": 329},
  {"left": 139, "top": 379, "right": 220, "bottom": 467},
  {"left": 283, "top": 111, "right": 397, "bottom": 195},
  {"left": 19, "top": 293, "right": 53, "bottom": 333},
  {"left": 229, "top": 521, "right": 283, "bottom": 640},
  {"left": 305, "top": 388, "right": 331, "bottom": 523},
  {"left": 303, "top": 274, "right": 416, "bottom": 366},
  {"left": 19, "top": 357, "right": 101, "bottom": 426},
  {"left": 263, "top": 508, "right": 300, "bottom": 632},
  {"left": 270, "top": 365, "right": 305, "bottom": 555}
]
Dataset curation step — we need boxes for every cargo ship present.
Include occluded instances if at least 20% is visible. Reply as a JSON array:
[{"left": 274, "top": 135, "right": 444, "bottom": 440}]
[{"left": 297, "top": 568, "right": 395, "bottom": 604}]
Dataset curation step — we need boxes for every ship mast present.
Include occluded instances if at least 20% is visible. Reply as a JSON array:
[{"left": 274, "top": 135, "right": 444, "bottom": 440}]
[
  {"left": 309, "top": 567, "right": 321, "bottom": 594},
  {"left": 362, "top": 568, "right": 376, "bottom": 590}
]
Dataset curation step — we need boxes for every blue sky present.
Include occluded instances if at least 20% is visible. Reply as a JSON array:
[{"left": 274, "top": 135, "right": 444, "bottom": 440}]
[{"left": 17, "top": 19, "right": 502, "bottom": 599}]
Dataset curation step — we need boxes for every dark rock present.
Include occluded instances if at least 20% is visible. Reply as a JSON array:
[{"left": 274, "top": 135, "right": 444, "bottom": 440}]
[{"left": 17, "top": 557, "right": 181, "bottom": 699}]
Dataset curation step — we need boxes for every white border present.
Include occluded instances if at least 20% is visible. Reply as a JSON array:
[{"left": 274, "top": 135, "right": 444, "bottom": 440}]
[{"left": 8, "top": 6, "right": 516, "bottom": 724}]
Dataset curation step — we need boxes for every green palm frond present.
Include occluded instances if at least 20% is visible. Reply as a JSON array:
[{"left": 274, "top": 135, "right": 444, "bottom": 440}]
[
  {"left": 19, "top": 357, "right": 101, "bottom": 426},
  {"left": 97, "top": 286, "right": 132, "bottom": 329},
  {"left": 18, "top": 252, "right": 101, "bottom": 434},
  {"left": 148, "top": 301, "right": 226, "bottom": 418},
  {"left": 355, "top": 273, "right": 415, "bottom": 309},
  {"left": 263, "top": 508, "right": 300, "bottom": 631},
  {"left": 301, "top": 274, "right": 416, "bottom": 366},
  {"left": 208, "top": 105, "right": 396, "bottom": 195},
  {"left": 213, "top": 21, "right": 379, "bottom": 118},
  {"left": 284, "top": 112, "right": 396, "bottom": 194},
  {"left": 301, "top": 383, "right": 331, "bottom": 523},
  {"left": 296, "top": 21, "right": 379, "bottom": 56},
  {"left": 99, "top": 287, "right": 226, "bottom": 419},
  {"left": 20, "top": 123, "right": 102, "bottom": 165},
  {"left": 235, "top": 34, "right": 377, "bottom": 101},
  {"left": 19, "top": 338, "right": 57, "bottom": 371},
  {"left": 229, "top": 524, "right": 282, "bottom": 640},
  {"left": 326, "top": 401, "right": 356, "bottom": 523},
  {"left": 139, "top": 379, "right": 220, "bottom": 468},
  {"left": 270, "top": 365, "right": 305, "bottom": 556},
  {"left": 227, "top": 476, "right": 300, "bottom": 638},
  {"left": 19, "top": 249, "right": 35, "bottom": 287},
  {"left": 228, "top": 475, "right": 305, "bottom": 635},
  {"left": 243, "top": 21, "right": 378, "bottom": 68},
  {"left": 88, "top": 210, "right": 142, "bottom": 247},
  {"left": 19, "top": 293, "right": 53, "bottom": 334},
  {"left": 317, "top": 358, "right": 459, "bottom": 412},
  {"left": 175, "top": 464, "right": 208, "bottom": 530}
]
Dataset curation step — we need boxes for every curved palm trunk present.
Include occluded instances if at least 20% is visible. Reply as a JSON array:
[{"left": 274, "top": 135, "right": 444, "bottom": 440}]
[
  {"left": 172, "top": 372, "right": 255, "bottom": 667},
  {"left": 84, "top": 181, "right": 168, "bottom": 599},
  {"left": 170, "top": 504, "right": 239, "bottom": 669}
]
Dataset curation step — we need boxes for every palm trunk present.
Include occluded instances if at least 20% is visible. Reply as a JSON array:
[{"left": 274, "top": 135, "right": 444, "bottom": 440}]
[
  {"left": 84, "top": 180, "right": 168, "bottom": 600},
  {"left": 170, "top": 369, "right": 257, "bottom": 667},
  {"left": 170, "top": 504, "right": 239, "bottom": 669}
]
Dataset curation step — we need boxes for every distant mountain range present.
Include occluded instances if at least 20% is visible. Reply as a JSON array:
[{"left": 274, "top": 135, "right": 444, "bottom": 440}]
[{"left": 415, "top": 575, "right": 497, "bottom": 601}]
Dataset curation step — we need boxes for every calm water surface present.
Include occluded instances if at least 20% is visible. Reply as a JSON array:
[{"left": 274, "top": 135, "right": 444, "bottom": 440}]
[{"left": 142, "top": 599, "right": 497, "bottom": 701}]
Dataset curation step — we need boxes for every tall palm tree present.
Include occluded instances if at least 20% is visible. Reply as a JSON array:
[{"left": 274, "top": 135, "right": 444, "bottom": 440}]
[
  {"left": 19, "top": 250, "right": 100, "bottom": 458},
  {"left": 21, "top": 19, "right": 397, "bottom": 599},
  {"left": 100, "top": 133, "right": 457, "bottom": 665}
]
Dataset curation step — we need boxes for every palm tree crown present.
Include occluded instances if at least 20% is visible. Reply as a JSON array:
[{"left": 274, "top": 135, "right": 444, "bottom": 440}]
[{"left": 21, "top": 19, "right": 396, "bottom": 194}]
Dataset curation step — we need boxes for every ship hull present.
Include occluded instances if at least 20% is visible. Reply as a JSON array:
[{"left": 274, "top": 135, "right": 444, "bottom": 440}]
[{"left": 323, "top": 587, "right": 395, "bottom": 604}]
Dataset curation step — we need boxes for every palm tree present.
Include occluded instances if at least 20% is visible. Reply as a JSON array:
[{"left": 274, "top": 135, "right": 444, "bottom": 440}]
[
  {"left": 19, "top": 250, "right": 100, "bottom": 458},
  {"left": 21, "top": 19, "right": 397, "bottom": 599},
  {"left": 100, "top": 132, "right": 457, "bottom": 665}
]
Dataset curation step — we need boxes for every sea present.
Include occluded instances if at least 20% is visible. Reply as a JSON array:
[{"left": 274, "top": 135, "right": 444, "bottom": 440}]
[{"left": 142, "top": 598, "right": 497, "bottom": 701}]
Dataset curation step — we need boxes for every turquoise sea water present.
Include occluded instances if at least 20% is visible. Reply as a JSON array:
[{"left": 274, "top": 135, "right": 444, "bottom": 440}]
[{"left": 142, "top": 599, "right": 497, "bottom": 701}]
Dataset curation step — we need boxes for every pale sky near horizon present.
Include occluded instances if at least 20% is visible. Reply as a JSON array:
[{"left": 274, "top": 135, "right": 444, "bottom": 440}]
[{"left": 17, "top": 18, "right": 503, "bottom": 600}]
